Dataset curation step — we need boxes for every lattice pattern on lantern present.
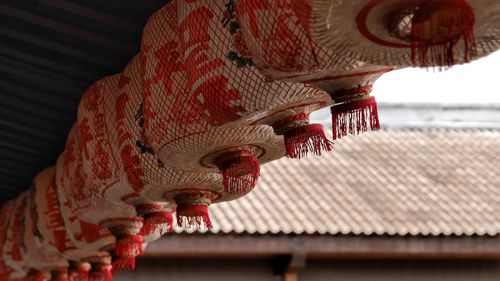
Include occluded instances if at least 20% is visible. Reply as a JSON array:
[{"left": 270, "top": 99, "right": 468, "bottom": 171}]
[
  {"left": 143, "top": 1, "right": 285, "bottom": 195},
  {"left": 120, "top": 31, "right": 231, "bottom": 230},
  {"left": 235, "top": 0, "right": 363, "bottom": 82},
  {"left": 310, "top": 0, "right": 500, "bottom": 67},
  {"left": 23, "top": 181, "right": 68, "bottom": 276},
  {"left": 3, "top": 193, "right": 29, "bottom": 279},
  {"left": 173, "top": 0, "right": 333, "bottom": 159},
  {"left": 232, "top": 0, "right": 394, "bottom": 141},
  {"left": 35, "top": 165, "right": 100, "bottom": 281},
  {"left": 115, "top": 56, "right": 175, "bottom": 239},
  {"left": 55, "top": 154, "right": 114, "bottom": 256}
]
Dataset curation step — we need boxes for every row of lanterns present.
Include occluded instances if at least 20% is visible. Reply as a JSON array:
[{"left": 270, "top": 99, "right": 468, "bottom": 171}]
[{"left": 1, "top": 0, "right": 498, "bottom": 280}]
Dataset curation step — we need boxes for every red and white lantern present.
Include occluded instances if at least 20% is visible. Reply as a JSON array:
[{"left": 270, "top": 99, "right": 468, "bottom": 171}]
[
  {"left": 140, "top": 0, "right": 284, "bottom": 228},
  {"left": 23, "top": 181, "right": 68, "bottom": 280},
  {"left": 309, "top": 0, "right": 500, "bottom": 67},
  {"left": 235, "top": 0, "right": 394, "bottom": 139}
]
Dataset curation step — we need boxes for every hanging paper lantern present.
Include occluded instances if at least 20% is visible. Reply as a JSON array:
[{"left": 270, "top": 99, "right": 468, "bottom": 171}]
[
  {"left": 3, "top": 193, "right": 29, "bottom": 279},
  {"left": 55, "top": 124, "right": 137, "bottom": 272},
  {"left": 33, "top": 165, "right": 96, "bottom": 281},
  {"left": 120, "top": 44, "right": 228, "bottom": 230},
  {"left": 234, "top": 1, "right": 395, "bottom": 139},
  {"left": 23, "top": 180, "right": 68, "bottom": 279},
  {"left": 101, "top": 56, "right": 175, "bottom": 239},
  {"left": 171, "top": 0, "right": 334, "bottom": 159},
  {"left": 55, "top": 149, "right": 114, "bottom": 269},
  {"left": 309, "top": 0, "right": 500, "bottom": 67},
  {"left": 142, "top": 0, "right": 284, "bottom": 199},
  {"left": 76, "top": 75, "right": 144, "bottom": 271}
]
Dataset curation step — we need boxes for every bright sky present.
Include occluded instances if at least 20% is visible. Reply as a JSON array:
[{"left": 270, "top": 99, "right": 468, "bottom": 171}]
[{"left": 373, "top": 51, "right": 500, "bottom": 104}]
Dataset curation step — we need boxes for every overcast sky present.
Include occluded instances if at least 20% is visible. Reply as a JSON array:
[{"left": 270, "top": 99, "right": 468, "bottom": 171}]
[{"left": 373, "top": 51, "right": 500, "bottom": 104}]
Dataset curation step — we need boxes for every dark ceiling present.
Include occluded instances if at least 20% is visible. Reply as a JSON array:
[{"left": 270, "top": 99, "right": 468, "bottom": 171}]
[{"left": 0, "top": 0, "right": 167, "bottom": 204}]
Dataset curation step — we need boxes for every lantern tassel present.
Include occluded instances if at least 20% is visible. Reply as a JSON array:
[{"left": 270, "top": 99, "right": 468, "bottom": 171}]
[
  {"left": 331, "top": 96, "right": 380, "bottom": 140},
  {"left": 411, "top": 0, "right": 476, "bottom": 67},
  {"left": 114, "top": 234, "right": 143, "bottom": 257},
  {"left": 283, "top": 124, "right": 333, "bottom": 159},
  {"left": 220, "top": 154, "right": 260, "bottom": 195},
  {"left": 112, "top": 256, "right": 136, "bottom": 272},
  {"left": 176, "top": 204, "right": 212, "bottom": 230}
]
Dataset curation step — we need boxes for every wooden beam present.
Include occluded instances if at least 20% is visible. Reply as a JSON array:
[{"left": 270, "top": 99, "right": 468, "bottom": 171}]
[
  {"left": 37, "top": 0, "right": 141, "bottom": 32},
  {"left": 0, "top": 26, "right": 117, "bottom": 68},
  {"left": 0, "top": 4, "right": 135, "bottom": 53},
  {"left": 142, "top": 235, "right": 500, "bottom": 260},
  {"left": 0, "top": 60, "right": 84, "bottom": 94},
  {"left": 0, "top": 80, "right": 77, "bottom": 112},
  {"left": 0, "top": 45, "right": 97, "bottom": 81}
]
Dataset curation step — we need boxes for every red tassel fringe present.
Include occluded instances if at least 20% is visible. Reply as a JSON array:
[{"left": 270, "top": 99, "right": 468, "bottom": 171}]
[
  {"left": 176, "top": 204, "right": 212, "bottom": 230},
  {"left": 89, "top": 265, "right": 112, "bottom": 281},
  {"left": 112, "top": 256, "right": 136, "bottom": 272},
  {"left": 220, "top": 153, "right": 260, "bottom": 195},
  {"left": 114, "top": 234, "right": 143, "bottom": 258},
  {"left": 139, "top": 211, "right": 173, "bottom": 236},
  {"left": 283, "top": 124, "right": 333, "bottom": 159},
  {"left": 411, "top": 0, "right": 476, "bottom": 67},
  {"left": 331, "top": 96, "right": 380, "bottom": 140}
]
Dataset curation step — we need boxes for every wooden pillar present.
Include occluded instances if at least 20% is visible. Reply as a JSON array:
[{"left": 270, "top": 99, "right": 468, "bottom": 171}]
[{"left": 273, "top": 253, "right": 306, "bottom": 281}]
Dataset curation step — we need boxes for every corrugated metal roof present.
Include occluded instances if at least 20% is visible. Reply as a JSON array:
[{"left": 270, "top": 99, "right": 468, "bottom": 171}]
[
  {"left": 183, "top": 129, "right": 500, "bottom": 237},
  {"left": 0, "top": 0, "right": 166, "bottom": 204}
]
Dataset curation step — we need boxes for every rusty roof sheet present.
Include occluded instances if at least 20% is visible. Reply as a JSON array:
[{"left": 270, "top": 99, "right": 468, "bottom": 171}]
[{"left": 182, "top": 129, "right": 500, "bottom": 236}]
